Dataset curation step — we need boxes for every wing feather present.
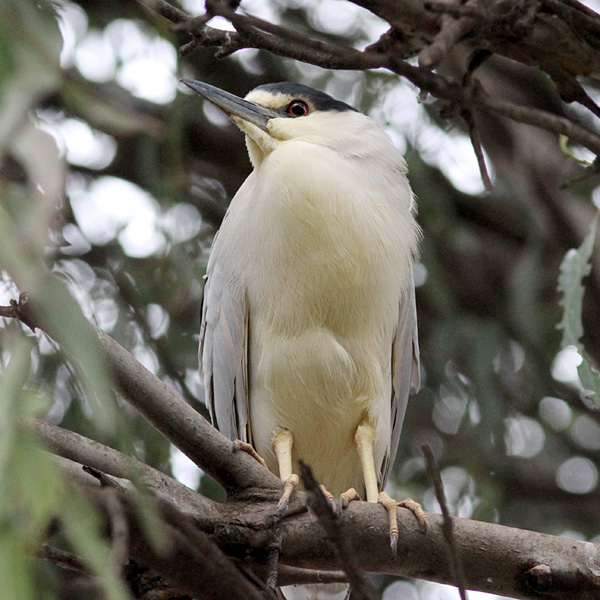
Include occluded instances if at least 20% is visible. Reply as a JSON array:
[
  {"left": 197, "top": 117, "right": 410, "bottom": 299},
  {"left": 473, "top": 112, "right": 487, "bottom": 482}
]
[
  {"left": 380, "top": 266, "right": 420, "bottom": 487},
  {"left": 199, "top": 231, "right": 249, "bottom": 442}
]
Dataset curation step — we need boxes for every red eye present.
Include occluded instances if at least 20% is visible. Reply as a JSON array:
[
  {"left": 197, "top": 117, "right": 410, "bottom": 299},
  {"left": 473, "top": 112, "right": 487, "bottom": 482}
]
[{"left": 286, "top": 100, "right": 309, "bottom": 117}]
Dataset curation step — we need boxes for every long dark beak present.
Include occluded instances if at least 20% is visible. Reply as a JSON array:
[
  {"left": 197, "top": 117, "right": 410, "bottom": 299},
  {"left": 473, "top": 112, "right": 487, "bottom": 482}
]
[{"left": 181, "top": 79, "right": 277, "bottom": 132}]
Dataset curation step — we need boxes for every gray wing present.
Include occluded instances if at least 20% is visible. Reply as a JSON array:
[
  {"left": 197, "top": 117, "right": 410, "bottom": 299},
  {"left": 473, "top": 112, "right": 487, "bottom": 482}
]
[
  {"left": 380, "top": 265, "right": 421, "bottom": 488},
  {"left": 199, "top": 231, "right": 250, "bottom": 442}
]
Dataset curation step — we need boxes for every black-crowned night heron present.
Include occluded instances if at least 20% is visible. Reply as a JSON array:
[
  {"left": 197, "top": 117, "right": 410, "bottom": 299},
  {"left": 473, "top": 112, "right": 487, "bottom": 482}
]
[{"left": 183, "top": 79, "right": 424, "bottom": 600}]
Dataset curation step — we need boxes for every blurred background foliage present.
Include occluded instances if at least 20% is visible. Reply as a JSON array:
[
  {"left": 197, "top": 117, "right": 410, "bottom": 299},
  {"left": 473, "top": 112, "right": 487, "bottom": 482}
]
[{"left": 1, "top": 0, "right": 600, "bottom": 598}]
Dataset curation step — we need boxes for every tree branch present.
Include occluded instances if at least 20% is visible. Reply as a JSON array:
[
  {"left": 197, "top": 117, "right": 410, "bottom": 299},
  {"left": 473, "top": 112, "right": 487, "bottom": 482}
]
[
  {"left": 9, "top": 293, "right": 284, "bottom": 502},
  {"left": 29, "top": 418, "right": 218, "bottom": 517},
  {"left": 6, "top": 297, "right": 599, "bottom": 598},
  {"left": 85, "top": 486, "right": 272, "bottom": 600},
  {"left": 145, "top": 0, "right": 600, "bottom": 171},
  {"left": 61, "top": 459, "right": 600, "bottom": 600}
]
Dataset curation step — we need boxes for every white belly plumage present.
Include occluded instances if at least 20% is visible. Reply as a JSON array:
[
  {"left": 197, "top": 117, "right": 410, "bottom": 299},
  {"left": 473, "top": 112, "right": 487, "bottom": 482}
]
[{"left": 224, "top": 161, "right": 410, "bottom": 496}]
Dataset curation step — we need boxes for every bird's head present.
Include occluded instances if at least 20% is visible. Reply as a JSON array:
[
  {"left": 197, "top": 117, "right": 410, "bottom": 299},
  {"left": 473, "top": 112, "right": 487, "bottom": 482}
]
[{"left": 181, "top": 79, "right": 377, "bottom": 167}]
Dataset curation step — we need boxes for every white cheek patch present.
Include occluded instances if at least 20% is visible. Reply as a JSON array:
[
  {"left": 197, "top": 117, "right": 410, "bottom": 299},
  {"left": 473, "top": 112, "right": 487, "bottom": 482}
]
[{"left": 244, "top": 90, "right": 292, "bottom": 111}]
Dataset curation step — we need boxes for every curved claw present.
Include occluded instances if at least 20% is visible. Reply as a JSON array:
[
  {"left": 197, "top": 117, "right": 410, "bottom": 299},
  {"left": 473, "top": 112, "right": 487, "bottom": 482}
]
[
  {"left": 378, "top": 493, "right": 428, "bottom": 559},
  {"left": 390, "top": 531, "right": 398, "bottom": 559},
  {"left": 276, "top": 474, "right": 299, "bottom": 515},
  {"left": 319, "top": 485, "right": 338, "bottom": 514}
]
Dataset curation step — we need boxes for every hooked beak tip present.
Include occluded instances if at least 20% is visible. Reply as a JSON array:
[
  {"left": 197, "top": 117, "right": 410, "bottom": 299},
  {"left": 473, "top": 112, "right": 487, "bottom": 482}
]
[{"left": 180, "top": 79, "right": 276, "bottom": 133}]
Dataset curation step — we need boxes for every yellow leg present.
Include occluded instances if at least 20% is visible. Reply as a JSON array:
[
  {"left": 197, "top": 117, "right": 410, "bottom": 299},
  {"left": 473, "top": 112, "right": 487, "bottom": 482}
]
[
  {"left": 355, "top": 421, "right": 378, "bottom": 502},
  {"left": 354, "top": 418, "right": 428, "bottom": 557},
  {"left": 273, "top": 428, "right": 299, "bottom": 514}
]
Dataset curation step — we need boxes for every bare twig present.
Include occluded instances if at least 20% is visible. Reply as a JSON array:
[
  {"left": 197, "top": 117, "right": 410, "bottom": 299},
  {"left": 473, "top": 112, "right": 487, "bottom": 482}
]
[
  {"left": 135, "top": 0, "right": 189, "bottom": 23},
  {"left": 422, "top": 445, "right": 468, "bottom": 600},
  {"left": 419, "top": 11, "right": 476, "bottom": 69},
  {"left": 29, "top": 418, "right": 217, "bottom": 517},
  {"left": 560, "top": 159, "right": 600, "bottom": 188},
  {"left": 463, "top": 109, "right": 493, "bottom": 192},
  {"left": 39, "top": 544, "right": 89, "bottom": 574},
  {"left": 207, "top": 0, "right": 354, "bottom": 59},
  {"left": 300, "top": 461, "right": 378, "bottom": 600},
  {"left": 134, "top": 0, "right": 600, "bottom": 165}
]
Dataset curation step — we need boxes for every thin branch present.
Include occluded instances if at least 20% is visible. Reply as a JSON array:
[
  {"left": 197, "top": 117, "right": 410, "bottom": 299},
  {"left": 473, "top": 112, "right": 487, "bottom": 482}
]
[
  {"left": 29, "top": 418, "right": 217, "bottom": 518},
  {"left": 464, "top": 109, "right": 493, "bottom": 192},
  {"left": 178, "top": 4, "right": 600, "bottom": 161},
  {"left": 560, "top": 159, "right": 600, "bottom": 188},
  {"left": 39, "top": 544, "right": 90, "bottom": 574},
  {"left": 206, "top": 0, "right": 354, "bottom": 59},
  {"left": 477, "top": 89, "right": 600, "bottom": 155},
  {"left": 385, "top": 58, "right": 600, "bottom": 157},
  {"left": 422, "top": 445, "right": 468, "bottom": 600},
  {"left": 135, "top": 0, "right": 600, "bottom": 164},
  {"left": 418, "top": 10, "right": 476, "bottom": 69},
  {"left": 300, "top": 461, "right": 378, "bottom": 600},
  {"left": 135, "top": 0, "right": 189, "bottom": 23}
]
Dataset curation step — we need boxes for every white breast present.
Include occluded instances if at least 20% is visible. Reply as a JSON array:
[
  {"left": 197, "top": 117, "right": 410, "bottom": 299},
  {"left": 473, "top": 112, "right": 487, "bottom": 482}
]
[{"left": 217, "top": 136, "right": 417, "bottom": 495}]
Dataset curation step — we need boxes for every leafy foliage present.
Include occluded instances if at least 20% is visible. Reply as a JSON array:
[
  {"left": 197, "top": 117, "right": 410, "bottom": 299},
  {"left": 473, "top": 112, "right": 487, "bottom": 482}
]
[{"left": 557, "top": 214, "right": 600, "bottom": 402}]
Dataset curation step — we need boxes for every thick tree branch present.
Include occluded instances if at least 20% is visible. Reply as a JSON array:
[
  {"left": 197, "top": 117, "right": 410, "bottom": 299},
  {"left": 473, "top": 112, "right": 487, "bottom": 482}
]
[
  {"left": 85, "top": 487, "right": 271, "bottom": 600},
  {"left": 59, "top": 457, "right": 600, "bottom": 600},
  {"left": 5, "top": 297, "right": 599, "bottom": 598},
  {"left": 10, "top": 293, "right": 285, "bottom": 502},
  {"left": 29, "top": 418, "right": 217, "bottom": 517},
  {"left": 276, "top": 502, "right": 600, "bottom": 599}
]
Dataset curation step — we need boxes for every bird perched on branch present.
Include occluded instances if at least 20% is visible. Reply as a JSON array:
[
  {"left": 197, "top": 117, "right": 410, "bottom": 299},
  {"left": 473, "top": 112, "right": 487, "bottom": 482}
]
[{"left": 183, "top": 78, "right": 424, "bottom": 600}]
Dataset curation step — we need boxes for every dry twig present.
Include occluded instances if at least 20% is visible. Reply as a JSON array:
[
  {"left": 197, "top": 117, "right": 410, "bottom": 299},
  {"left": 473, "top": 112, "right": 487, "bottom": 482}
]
[
  {"left": 422, "top": 445, "right": 468, "bottom": 600},
  {"left": 300, "top": 461, "right": 377, "bottom": 600}
]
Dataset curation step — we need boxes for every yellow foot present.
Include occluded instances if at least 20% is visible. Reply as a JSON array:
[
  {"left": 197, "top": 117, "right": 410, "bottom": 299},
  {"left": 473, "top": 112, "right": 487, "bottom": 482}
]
[
  {"left": 276, "top": 474, "right": 299, "bottom": 515},
  {"left": 398, "top": 497, "right": 428, "bottom": 533},
  {"left": 231, "top": 440, "right": 267, "bottom": 469},
  {"left": 378, "top": 492, "right": 428, "bottom": 558},
  {"left": 319, "top": 485, "right": 339, "bottom": 513},
  {"left": 339, "top": 487, "right": 361, "bottom": 512}
]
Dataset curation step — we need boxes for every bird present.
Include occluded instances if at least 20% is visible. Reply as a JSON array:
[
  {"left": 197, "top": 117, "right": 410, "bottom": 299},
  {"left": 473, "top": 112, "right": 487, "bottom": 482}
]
[{"left": 183, "top": 78, "right": 424, "bottom": 600}]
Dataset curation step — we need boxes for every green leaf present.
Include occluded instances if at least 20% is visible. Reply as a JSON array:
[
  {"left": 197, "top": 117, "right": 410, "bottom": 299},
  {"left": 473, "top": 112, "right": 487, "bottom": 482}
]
[
  {"left": 557, "top": 213, "right": 600, "bottom": 403},
  {"left": 0, "top": 339, "right": 62, "bottom": 600},
  {"left": 61, "top": 493, "right": 132, "bottom": 600},
  {"left": 557, "top": 217, "right": 596, "bottom": 346}
]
